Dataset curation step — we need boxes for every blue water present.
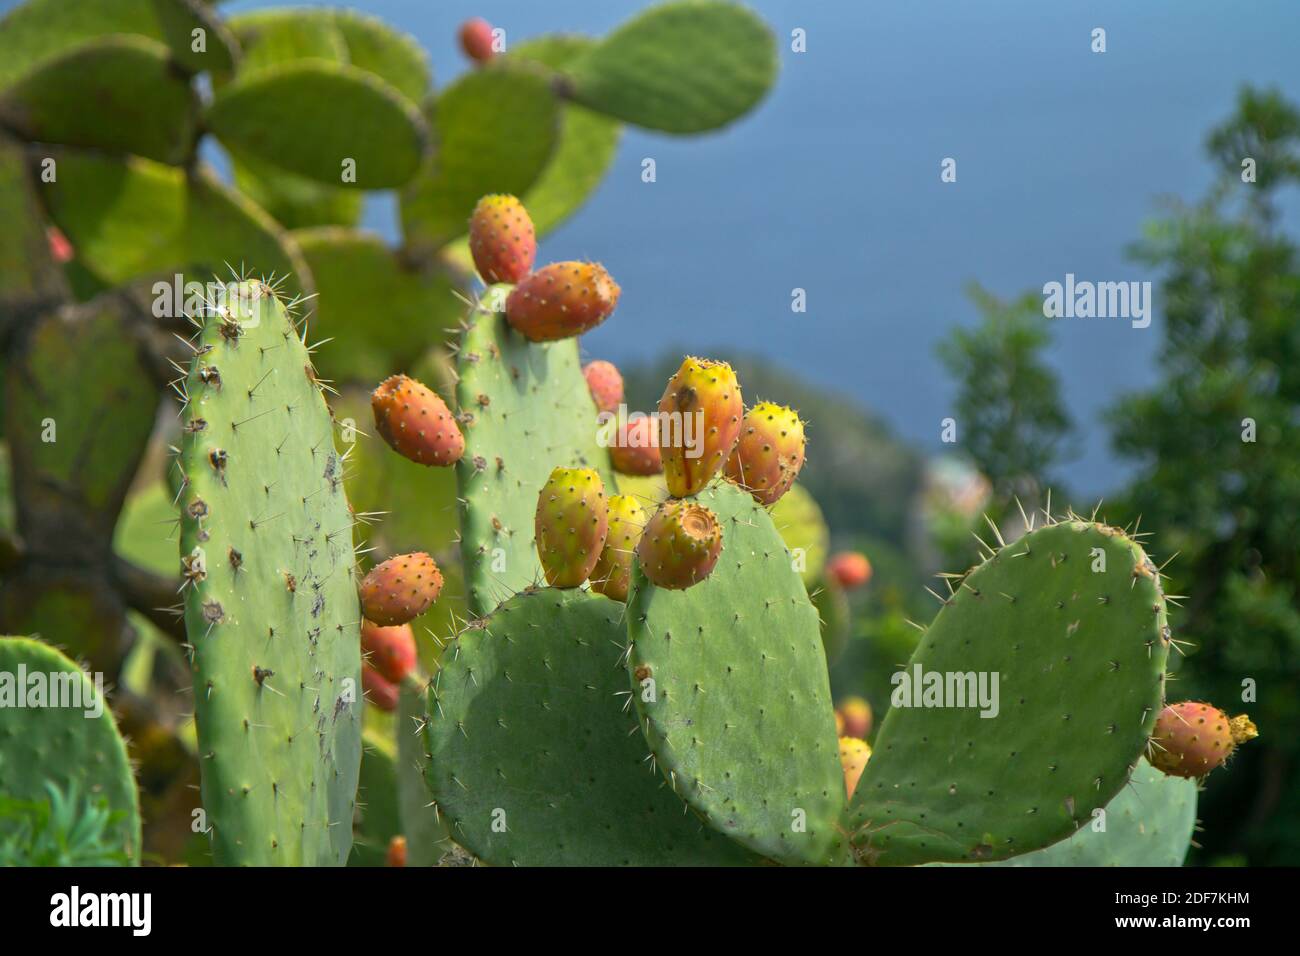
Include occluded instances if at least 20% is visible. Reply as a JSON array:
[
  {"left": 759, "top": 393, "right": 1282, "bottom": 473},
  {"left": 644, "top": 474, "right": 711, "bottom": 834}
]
[{"left": 12, "top": 0, "right": 1300, "bottom": 494}]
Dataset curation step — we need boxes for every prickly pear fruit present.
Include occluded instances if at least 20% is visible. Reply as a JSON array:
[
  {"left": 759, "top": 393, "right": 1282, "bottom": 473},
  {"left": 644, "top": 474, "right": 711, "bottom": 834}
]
[
  {"left": 610, "top": 417, "right": 662, "bottom": 476},
  {"left": 459, "top": 18, "right": 495, "bottom": 63},
  {"left": 469, "top": 194, "right": 535, "bottom": 284},
  {"left": 1149, "top": 701, "right": 1258, "bottom": 778},
  {"left": 46, "top": 225, "right": 73, "bottom": 263},
  {"left": 635, "top": 499, "right": 723, "bottom": 590},
  {"left": 835, "top": 711, "right": 845, "bottom": 736},
  {"left": 363, "top": 663, "right": 399, "bottom": 712},
  {"left": 361, "top": 620, "right": 417, "bottom": 683},
  {"left": 725, "top": 401, "right": 805, "bottom": 505},
  {"left": 506, "top": 262, "right": 621, "bottom": 342},
  {"left": 828, "top": 551, "right": 872, "bottom": 590},
  {"left": 839, "top": 737, "right": 872, "bottom": 799},
  {"left": 386, "top": 835, "right": 407, "bottom": 867},
  {"left": 837, "top": 696, "right": 872, "bottom": 739},
  {"left": 535, "top": 467, "right": 609, "bottom": 588},
  {"left": 372, "top": 375, "right": 464, "bottom": 467},
  {"left": 657, "top": 357, "right": 743, "bottom": 498},
  {"left": 583, "top": 360, "right": 623, "bottom": 414},
  {"left": 591, "top": 494, "right": 647, "bottom": 603},
  {"left": 359, "top": 552, "right": 444, "bottom": 626}
]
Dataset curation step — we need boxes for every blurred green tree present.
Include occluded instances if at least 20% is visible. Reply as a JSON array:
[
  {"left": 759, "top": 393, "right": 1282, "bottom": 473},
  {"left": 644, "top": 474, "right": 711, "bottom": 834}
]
[{"left": 1106, "top": 85, "right": 1300, "bottom": 865}]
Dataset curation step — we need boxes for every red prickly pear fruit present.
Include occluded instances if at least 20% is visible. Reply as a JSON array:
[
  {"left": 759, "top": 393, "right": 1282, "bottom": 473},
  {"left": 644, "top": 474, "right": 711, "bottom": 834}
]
[
  {"left": 534, "top": 467, "right": 609, "bottom": 588},
  {"left": 827, "top": 551, "right": 872, "bottom": 590},
  {"left": 372, "top": 374, "right": 464, "bottom": 467},
  {"left": 837, "top": 696, "right": 872, "bottom": 739},
  {"left": 459, "top": 17, "right": 496, "bottom": 63},
  {"left": 46, "top": 225, "right": 73, "bottom": 263},
  {"left": 361, "top": 620, "right": 417, "bottom": 683},
  {"left": 657, "top": 356, "right": 743, "bottom": 498},
  {"left": 468, "top": 194, "right": 535, "bottom": 284},
  {"left": 363, "top": 663, "right": 399, "bottom": 712},
  {"left": 610, "top": 417, "right": 662, "bottom": 476},
  {"left": 590, "top": 494, "right": 647, "bottom": 603},
  {"left": 839, "top": 737, "right": 872, "bottom": 799},
  {"left": 635, "top": 499, "right": 723, "bottom": 590},
  {"left": 386, "top": 835, "right": 407, "bottom": 867},
  {"left": 724, "top": 401, "right": 806, "bottom": 505},
  {"left": 505, "top": 261, "right": 620, "bottom": 342},
  {"left": 583, "top": 360, "right": 623, "bottom": 414},
  {"left": 359, "top": 552, "right": 444, "bottom": 626},
  {"left": 1149, "top": 701, "right": 1258, "bottom": 778}
]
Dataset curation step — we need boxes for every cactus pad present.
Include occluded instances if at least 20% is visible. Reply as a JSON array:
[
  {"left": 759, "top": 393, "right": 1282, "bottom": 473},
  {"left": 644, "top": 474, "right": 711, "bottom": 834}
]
[
  {"left": 625, "top": 478, "right": 845, "bottom": 865},
  {"left": 565, "top": 0, "right": 778, "bottom": 134},
  {"left": 424, "top": 587, "right": 759, "bottom": 865},
  {"left": 178, "top": 280, "right": 362, "bottom": 865},
  {"left": 0, "top": 636, "right": 141, "bottom": 863},
  {"left": 454, "top": 288, "right": 614, "bottom": 616},
  {"left": 848, "top": 516, "right": 1171, "bottom": 865}
]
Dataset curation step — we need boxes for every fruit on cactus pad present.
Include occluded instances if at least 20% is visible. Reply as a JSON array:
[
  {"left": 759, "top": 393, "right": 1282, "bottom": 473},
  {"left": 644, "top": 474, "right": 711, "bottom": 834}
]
[
  {"left": 506, "top": 262, "right": 621, "bottom": 341},
  {"left": 837, "top": 696, "right": 872, "bottom": 740},
  {"left": 363, "top": 663, "right": 399, "bottom": 712},
  {"left": 839, "top": 737, "right": 872, "bottom": 800},
  {"left": 359, "top": 552, "right": 444, "bottom": 626},
  {"left": 1149, "top": 701, "right": 1258, "bottom": 778},
  {"left": 610, "top": 416, "right": 662, "bottom": 475},
  {"left": 583, "top": 360, "right": 623, "bottom": 413},
  {"left": 657, "top": 357, "right": 743, "bottom": 498},
  {"left": 827, "top": 551, "right": 872, "bottom": 590},
  {"left": 635, "top": 498, "right": 723, "bottom": 590},
  {"left": 591, "top": 494, "right": 647, "bottom": 602},
  {"left": 361, "top": 620, "right": 417, "bottom": 683},
  {"left": 535, "top": 467, "right": 609, "bottom": 588},
  {"left": 386, "top": 836, "right": 408, "bottom": 867},
  {"left": 46, "top": 225, "right": 73, "bottom": 263},
  {"left": 469, "top": 194, "right": 536, "bottom": 284},
  {"left": 725, "top": 401, "right": 806, "bottom": 505},
  {"left": 372, "top": 374, "right": 464, "bottom": 466},
  {"left": 459, "top": 18, "right": 496, "bottom": 63}
]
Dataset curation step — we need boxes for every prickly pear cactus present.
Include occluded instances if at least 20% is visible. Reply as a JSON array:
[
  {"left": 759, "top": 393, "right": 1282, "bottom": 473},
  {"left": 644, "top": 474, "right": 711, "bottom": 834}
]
[
  {"left": 0, "top": 636, "right": 141, "bottom": 864},
  {"left": 424, "top": 587, "right": 759, "bottom": 866},
  {"left": 974, "top": 759, "right": 1198, "bottom": 867},
  {"left": 848, "top": 514, "right": 1172, "bottom": 865},
  {"left": 453, "top": 286, "right": 614, "bottom": 616},
  {"left": 625, "top": 479, "right": 846, "bottom": 866},
  {"left": 178, "top": 280, "right": 362, "bottom": 866}
]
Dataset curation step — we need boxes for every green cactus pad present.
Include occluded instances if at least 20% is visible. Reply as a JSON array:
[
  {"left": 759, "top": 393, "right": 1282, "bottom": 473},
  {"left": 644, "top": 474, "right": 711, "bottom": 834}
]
[
  {"left": 0, "top": 36, "right": 198, "bottom": 165},
  {"left": 770, "top": 483, "right": 829, "bottom": 585},
  {"left": 4, "top": 295, "right": 159, "bottom": 540},
  {"left": 848, "top": 516, "right": 1172, "bottom": 866},
  {"left": 975, "top": 759, "right": 1197, "bottom": 867},
  {"left": 0, "top": 0, "right": 235, "bottom": 91},
  {"left": 206, "top": 61, "right": 428, "bottom": 189},
  {"left": 231, "top": 149, "right": 362, "bottom": 232},
  {"left": 811, "top": 575, "right": 851, "bottom": 665},
  {"left": 0, "top": 133, "right": 66, "bottom": 313},
  {"left": 179, "top": 281, "right": 362, "bottom": 865},
  {"left": 0, "top": 636, "right": 142, "bottom": 863},
  {"left": 400, "top": 68, "right": 559, "bottom": 252},
  {"left": 40, "top": 149, "right": 311, "bottom": 298},
  {"left": 565, "top": 0, "right": 778, "bottom": 134},
  {"left": 350, "top": 720, "right": 401, "bottom": 866},
  {"left": 510, "top": 36, "right": 621, "bottom": 237},
  {"left": 396, "top": 679, "right": 449, "bottom": 866},
  {"left": 226, "top": 7, "right": 429, "bottom": 104},
  {"left": 424, "top": 587, "right": 760, "bottom": 866},
  {"left": 625, "top": 478, "right": 846, "bottom": 865},
  {"left": 454, "top": 288, "right": 615, "bottom": 617},
  {"left": 294, "top": 227, "right": 461, "bottom": 384}
]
